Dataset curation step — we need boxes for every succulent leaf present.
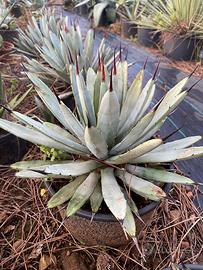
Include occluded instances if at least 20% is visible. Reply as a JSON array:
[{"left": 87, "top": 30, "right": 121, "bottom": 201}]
[
  {"left": 118, "top": 69, "right": 144, "bottom": 131},
  {"left": 131, "top": 147, "right": 203, "bottom": 163},
  {"left": 44, "top": 160, "right": 101, "bottom": 176},
  {"left": 151, "top": 136, "right": 202, "bottom": 152},
  {"left": 11, "top": 160, "right": 71, "bottom": 171},
  {"left": 108, "top": 139, "right": 162, "bottom": 165},
  {"left": 97, "top": 90, "right": 120, "bottom": 147},
  {"left": 127, "top": 165, "right": 194, "bottom": 184},
  {"left": 123, "top": 204, "right": 136, "bottom": 237},
  {"left": 66, "top": 171, "right": 100, "bottom": 217},
  {"left": 116, "top": 170, "right": 166, "bottom": 201},
  {"left": 84, "top": 126, "right": 108, "bottom": 159},
  {"left": 90, "top": 182, "right": 103, "bottom": 213},
  {"left": 101, "top": 168, "right": 127, "bottom": 221},
  {"left": 48, "top": 175, "right": 87, "bottom": 208}
]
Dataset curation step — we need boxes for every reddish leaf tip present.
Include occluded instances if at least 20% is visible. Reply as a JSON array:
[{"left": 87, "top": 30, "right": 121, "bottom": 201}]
[
  {"left": 152, "top": 59, "right": 161, "bottom": 80},
  {"left": 109, "top": 68, "right": 113, "bottom": 92},
  {"left": 113, "top": 49, "right": 117, "bottom": 75},
  {"left": 75, "top": 54, "right": 79, "bottom": 75},
  {"left": 98, "top": 51, "right": 101, "bottom": 72},
  {"left": 101, "top": 55, "right": 105, "bottom": 81}
]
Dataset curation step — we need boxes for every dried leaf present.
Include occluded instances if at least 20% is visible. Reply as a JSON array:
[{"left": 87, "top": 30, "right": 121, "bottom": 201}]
[
  {"left": 13, "top": 239, "right": 24, "bottom": 252},
  {"left": 4, "top": 225, "right": 15, "bottom": 234},
  {"left": 39, "top": 254, "right": 57, "bottom": 270},
  {"left": 29, "top": 243, "right": 43, "bottom": 259},
  {"left": 0, "top": 211, "right": 8, "bottom": 223},
  {"left": 40, "top": 188, "right": 47, "bottom": 197},
  {"left": 170, "top": 209, "right": 181, "bottom": 221}
]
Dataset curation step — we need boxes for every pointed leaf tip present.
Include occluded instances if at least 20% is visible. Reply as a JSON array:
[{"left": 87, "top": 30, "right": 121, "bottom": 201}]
[
  {"left": 101, "top": 55, "right": 105, "bottom": 81},
  {"left": 119, "top": 43, "right": 122, "bottom": 62},
  {"left": 109, "top": 68, "right": 113, "bottom": 92},
  {"left": 75, "top": 54, "right": 79, "bottom": 75},
  {"left": 0, "top": 103, "right": 12, "bottom": 114},
  {"left": 143, "top": 57, "right": 148, "bottom": 70},
  {"left": 152, "top": 59, "right": 161, "bottom": 80},
  {"left": 187, "top": 78, "right": 202, "bottom": 93},
  {"left": 113, "top": 49, "right": 117, "bottom": 75},
  {"left": 98, "top": 51, "right": 101, "bottom": 72},
  {"left": 189, "top": 65, "right": 199, "bottom": 78}
]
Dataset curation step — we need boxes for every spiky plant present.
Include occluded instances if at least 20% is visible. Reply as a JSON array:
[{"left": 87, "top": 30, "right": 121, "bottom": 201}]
[
  {"left": 137, "top": 0, "right": 203, "bottom": 37},
  {"left": 0, "top": 74, "right": 31, "bottom": 118},
  {"left": 0, "top": 54, "right": 202, "bottom": 239},
  {"left": 17, "top": 11, "right": 117, "bottom": 86},
  {"left": 0, "top": 0, "right": 15, "bottom": 29}
]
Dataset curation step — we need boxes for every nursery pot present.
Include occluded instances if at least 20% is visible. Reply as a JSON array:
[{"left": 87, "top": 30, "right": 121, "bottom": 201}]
[
  {"left": 0, "top": 29, "right": 19, "bottom": 42},
  {"left": 45, "top": 182, "right": 171, "bottom": 247},
  {"left": 59, "top": 93, "right": 75, "bottom": 111},
  {"left": 164, "top": 264, "right": 203, "bottom": 270},
  {"left": 163, "top": 34, "right": 198, "bottom": 61},
  {"left": 75, "top": 4, "right": 89, "bottom": 16},
  {"left": 0, "top": 131, "right": 28, "bottom": 165},
  {"left": 96, "top": 6, "right": 116, "bottom": 27},
  {"left": 138, "top": 27, "right": 160, "bottom": 47},
  {"left": 121, "top": 20, "right": 137, "bottom": 38},
  {"left": 11, "top": 6, "right": 22, "bottom": 18}
]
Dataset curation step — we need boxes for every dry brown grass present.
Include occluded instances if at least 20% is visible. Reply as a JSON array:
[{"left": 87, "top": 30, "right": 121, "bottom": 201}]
[{"left": 0, "top": 146, "right": 202, "bottom": 270}]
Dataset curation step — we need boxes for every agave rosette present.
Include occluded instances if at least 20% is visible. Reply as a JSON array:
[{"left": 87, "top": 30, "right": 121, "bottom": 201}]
[
  {"left": 0, "top": 54, "right": 202, "bottom": 238},
  {"left": 0, "top": 0, "right": 14, "bottom": 29},
  {"left": 138, "top": 0, "right": 203, "bottom": 37},
  {"left": 17, "top": 12, "right": 116, "bottom": 86}
]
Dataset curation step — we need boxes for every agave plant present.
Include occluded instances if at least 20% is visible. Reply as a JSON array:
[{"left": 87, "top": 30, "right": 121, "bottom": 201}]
[
  {"left": 0, "top": 74, "right": 31, "bottom": 118},
  {"left": 118, "top": 0, "right": 145, "bottom": 22},
  {"left": 0, "top": 0, "right": 15, "bottom": 29},
  {"left": 7, "top": 0, "right": 46, "bottom": 9},
  {"left": 17, "top": 12, "right": 117, "bottom": 86},
  {"left": 0, "top": 54, "right": 202, "bottom": 238},
  {"left": 137, "top": 0, "right": 203, "bottom": 37}
]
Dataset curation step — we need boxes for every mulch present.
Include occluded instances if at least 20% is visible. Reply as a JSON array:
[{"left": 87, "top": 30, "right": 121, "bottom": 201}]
[{"left": 0, "top": 146, "right": 203, "bottom": 269}]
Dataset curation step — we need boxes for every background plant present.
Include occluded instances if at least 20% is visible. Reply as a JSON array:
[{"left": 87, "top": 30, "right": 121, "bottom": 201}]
[
  {"left": 118, "top": 0, "right": 145, "bottom": 22},
  {"left": 17, "top": 11, "right": 117, "bottom": 88},
  {"left": 0, "top": 75, "right": 31, "bottom": 118},
  {"left": 0, "top": 0, "right": 15, "bottom": 29},
  {"left": 138, "top": 0, "right": 203, "bottom": 37}
]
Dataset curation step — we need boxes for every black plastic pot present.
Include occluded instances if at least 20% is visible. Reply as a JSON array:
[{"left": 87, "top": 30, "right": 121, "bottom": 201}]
[
  {"left": 59, "top": 93, "right": 75, "bottom": 111},
  {"left": 0, "top": 29, "right": 19, "bottom": 42},
  {"left": 164, "top": 264, "right": 203, "bottom": 270},
  {"left": 75, "top": 4, "right": 89, "bottom": 16},
  {"left": 0, "top": 131, "right": 28, "bottom": 165},
  {"left": 11, "top": 6, "right": 22, "bottom": 18},
  {"left": 163, "top": 35, "right": 198, "bottom": 61},
  {"left": 121, "top": 20, "right": 137, "bottom": 38},
  {"left": 138, "top": 27, "right": 160, "bottom": 47},
  {"left": 95, "top": 5, "right": 116, "bottom": 27},
  {"left": 45, "top": 181, "right": 171, "bottom": 247}
]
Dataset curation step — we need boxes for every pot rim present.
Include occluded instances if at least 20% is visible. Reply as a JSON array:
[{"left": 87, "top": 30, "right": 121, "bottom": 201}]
[
  {"left": 162, "top": 32, "right": 198, "bottom": 41},
  {"left": 164, "top": 264, "right": 203, "bottom": 270},
  {"left": 0, "top": 131, "right": 11, "bottom": 139},
  {"left": 45, "top": 181, "right": 171, "bottom": 222}
]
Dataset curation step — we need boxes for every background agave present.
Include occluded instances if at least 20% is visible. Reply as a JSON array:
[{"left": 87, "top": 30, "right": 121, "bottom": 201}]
[
  {"left": 17, "top": 11, "right": 116, "bottom": 87},
  {"left": 137, "top": 0, "right": 203, "bottom": 37},
  {"left": 0, "top": 0, "right": 15, "bottom": 29},
  {"left": 0, "top": 54, "right": 202, "bottom": 239}
]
